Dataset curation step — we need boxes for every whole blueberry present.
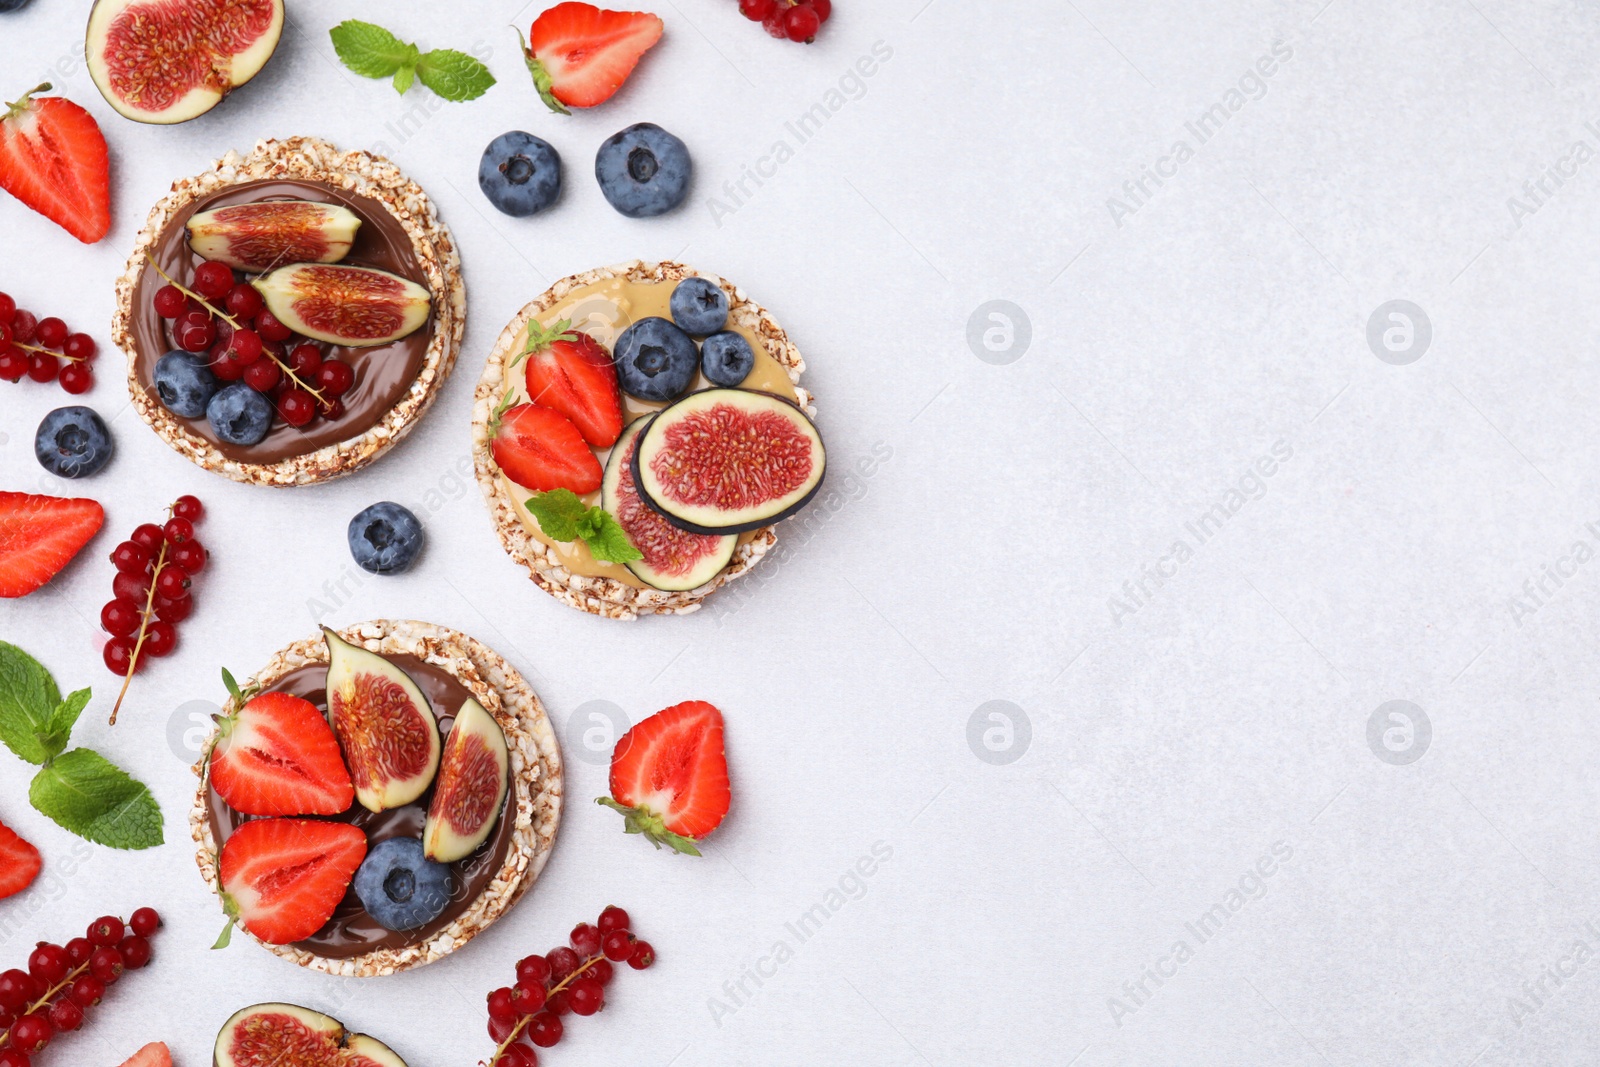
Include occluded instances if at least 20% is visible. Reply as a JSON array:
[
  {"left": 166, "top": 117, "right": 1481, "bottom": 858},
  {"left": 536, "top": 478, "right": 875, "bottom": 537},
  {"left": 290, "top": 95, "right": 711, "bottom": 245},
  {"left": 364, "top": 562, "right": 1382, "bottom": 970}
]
[
  {"left": 153, "top": 350, "right": 217, "bottom": 418},
  {"left": 35, "top": 406, "right": 112, "bottom": 478},
  {"left": 700, "top": 331, "right": 756, "bottom": 387},
  {"left": 347, "top": 501, "right": 424, "bottom": 575},
  {"left": 669, "top": 277, "right": 728, "bottom": 336},
  {"left": 353, "top": 838, "right": 451, "bottom": 932},
  {"left": 479, "top": 131, "right": 562, "bottom": 217},
  {"left": 0, "top": 0, "right": 33, "bottom": 11},
  {"left": 205, "top": 383, "right": 272, "bottom": 446},
  {"left": 594, "top": 123, "right": 692, "bottom": 219},
  {"left": 614, "top": 317, "right": 699, "bottom": 401}
]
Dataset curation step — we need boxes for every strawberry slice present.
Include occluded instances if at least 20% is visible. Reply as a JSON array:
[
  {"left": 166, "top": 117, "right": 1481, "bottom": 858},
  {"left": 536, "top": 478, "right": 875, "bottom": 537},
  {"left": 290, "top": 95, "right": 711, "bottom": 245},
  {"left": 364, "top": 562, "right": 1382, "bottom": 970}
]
[
  {"left": 521, "top": 2, "right": 664, "bottom": 115},
  {"left": 598, "top": 700, "right": 730, "bottom": 855},
  {"left": 209, "top": 692, "right": 355, "bottom": 817},
  {"left": 0, "top": 818, "right": 42, "bottom": 900},
  {"left": 491, "top": 400, "right": 605, "bottom": 494},
  {"left": 218, "top": 818, "right": 366, "bottom": 945},
  {"left": 0, "top": 491, "right": 105, "bottom": 598},
  {"left": 0, "top": 83, "right": 111, "bottom": 243},
  {"left": 516, "top": 319, "right": 623, "bottom": 448},
  {"left": 116, "top": 1043, "right": 172, "bottom": 1067}
]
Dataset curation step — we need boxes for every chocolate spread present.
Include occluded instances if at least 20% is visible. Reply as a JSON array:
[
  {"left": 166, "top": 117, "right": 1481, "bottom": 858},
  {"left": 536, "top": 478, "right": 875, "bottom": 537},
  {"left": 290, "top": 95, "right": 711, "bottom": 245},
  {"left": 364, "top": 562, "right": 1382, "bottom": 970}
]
[
  {"left": 132, "top": 179, "right": 435, "bottom": 464},
  {"left": 206, "top": 654, "right": 514, "bottom": 959}
]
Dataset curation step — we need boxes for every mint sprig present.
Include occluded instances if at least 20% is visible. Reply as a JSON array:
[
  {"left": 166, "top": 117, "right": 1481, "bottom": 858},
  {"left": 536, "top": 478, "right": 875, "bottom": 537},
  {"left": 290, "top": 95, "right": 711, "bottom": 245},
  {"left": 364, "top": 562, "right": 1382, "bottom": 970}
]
[
  {"left": 0, "top": 642, "right": 162, "bottom": 850},
  {"left": 526, "top": 489, "right": 642, "bottom": 564},
  {"left": 330, "top": 20, "right": 496, "bottom": 101}
]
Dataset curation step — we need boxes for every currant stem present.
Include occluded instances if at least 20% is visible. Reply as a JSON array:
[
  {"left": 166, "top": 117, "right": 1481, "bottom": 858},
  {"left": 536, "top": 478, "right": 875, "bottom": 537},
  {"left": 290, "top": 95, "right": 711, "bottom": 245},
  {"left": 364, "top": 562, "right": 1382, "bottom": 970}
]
[
  {"left": 141, "top": 254, "right": 241, "bottom": 330},
  {"left": 266, "top": 350, "right": 326, "bottom": 404},
  {"left": 0, "top": 951, "right": 95, "bottom": 1048},
  {"left": 11, "top": 341, "right": 84, "bottom": 362},
  {"left": 109, "top": 505, "right": 176, "bottom": 725},
  {"left": 486, "top": 952, "right": 605, "bottom": 1066}
]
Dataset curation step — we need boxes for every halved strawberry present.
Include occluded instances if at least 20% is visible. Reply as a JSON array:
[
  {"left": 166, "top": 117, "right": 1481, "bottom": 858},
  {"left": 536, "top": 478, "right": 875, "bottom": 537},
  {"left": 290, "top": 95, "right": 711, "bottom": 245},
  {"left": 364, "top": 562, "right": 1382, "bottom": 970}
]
[
  {"left": 218, "top": 818, "right": 366, "bottom": 946},
  {"left": 209, "top": 692, "right": 355, "bottom": 817},
  {"left": 598, "top": 700, "right": 730, "bottom": 855},
  {"left": 0, "top": 83, "right": 111, "bottom": 243},
  {"left": 0, "top": 818, "right": 42, "bottom": 900},
  {"left": 0, "top": 491, "right": 104, "bottom": 598},
  {"left": 517, "top": 319, "right": 623, "bottom": 448},
  {"left": 521, "top": 3, "right": 664, "bottom": 115},
  {"left": 491, "top": 399, "right": 604, "bottom": 494},
  {"left": 116, "top": 1043, "right": 172, "bottom": 1067}
]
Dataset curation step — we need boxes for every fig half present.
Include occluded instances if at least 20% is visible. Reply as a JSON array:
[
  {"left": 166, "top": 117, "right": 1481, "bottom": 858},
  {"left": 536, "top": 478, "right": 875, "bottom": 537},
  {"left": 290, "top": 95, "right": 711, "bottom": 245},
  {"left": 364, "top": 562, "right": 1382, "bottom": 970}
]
[
  {"left": 187, "top": 201, "right": 362, "bottom": 273},
  {"left": 422, "top": 698, "right": 509, "bottom": 863},
  {"left": 86, "top": 0, "right": 284, "bottom": 125},
  {"left": 603, "top": 416, "right": 736, "bottom": 590},
  {"left": 633, "top": 389, "right": 826, "bottom": 535},
  {"left": 323, "top": 627, "right": 440, "bottom": 814},
  {"left": 215, "top": 1003, "right": 408, "bottom": 1067},
  {"left": 253, "top": 264, "right": 431, "bottom": 348}
]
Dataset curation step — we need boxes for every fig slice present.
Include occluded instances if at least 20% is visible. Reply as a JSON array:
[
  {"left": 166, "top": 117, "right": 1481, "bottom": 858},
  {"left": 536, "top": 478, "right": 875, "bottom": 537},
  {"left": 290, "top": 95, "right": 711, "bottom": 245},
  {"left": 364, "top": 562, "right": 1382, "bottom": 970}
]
[
  {"left": 633, "top": 389, "right": 827, "bottom": 535},
  {"left": 422, "top": 698, "right": 510, "bottom": 863},
  {"left": 86, "top": 0, "right": 285, "bottom": 125},
  {"left": 187, "top": 201, "right": 362, "bottom": 273},
  {"left": 253, "top": 264, "right": 431, "bottom": 348},
  {"left": 214, "top": 1003, "right": 409, "bottom": 1067},
  {"left": 603, "top": 416, "right": 736, "bottom": 590},
  {"left": 322, "top": 627, "right": 441, "bottom": 814}
]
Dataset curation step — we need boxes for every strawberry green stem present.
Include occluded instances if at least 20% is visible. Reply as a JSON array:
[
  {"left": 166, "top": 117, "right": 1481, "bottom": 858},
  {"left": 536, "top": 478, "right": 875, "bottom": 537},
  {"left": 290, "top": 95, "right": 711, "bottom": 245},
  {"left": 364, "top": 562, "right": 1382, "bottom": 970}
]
[
  {"left": 3, "top": 83, "right": 50, "bottom": 124},
  {"left": 485, "top": 952, "right": 604, "bottom": 1066}
]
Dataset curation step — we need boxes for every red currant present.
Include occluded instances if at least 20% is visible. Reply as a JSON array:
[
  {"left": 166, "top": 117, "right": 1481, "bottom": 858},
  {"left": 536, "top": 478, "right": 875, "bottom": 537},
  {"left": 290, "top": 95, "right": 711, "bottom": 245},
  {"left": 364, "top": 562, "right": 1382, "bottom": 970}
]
[
  {"left": 35, "top": 317, "right": 67, "bottom": 349},
  {"left": 110, "top": 541, "right": 150, "bottom": 574},
  {"left": 813, "top": 0, "right": 830, "bottom": 20},
  {"left": 88, "top": 916, "right": 125, "bottom": 947},
  {"left": 69, "top": 976, "right": 104, "bottom": 1007},
  {"left": 627, "top": 940, "right": 655, "bottom": 969},
  {"left": 10, "top": 310, "right": 36, "bottom": 344},
  {"left": 0, "top": 349, "right": 26, "bottom": 382},
  {"left": 58, "top": 363, "right": 92, "bottom": 394},
  {"left": 545, "top": 946, "right": 580, "bottom": 982},
  {"left": 487, "top": 1014, "right": 516, "bottom": 1043},
  {"left": 155, "top": 566, "right": 191, "bottom": 600},
  {"left": 131, "top": 523, "right": 164, "bottom": 551},
  {"left": 288, "top": 343, "right": 322, "bottom": 376},
  {"left": 546, "top": 990, "right": 570, "bottom": 1016},
  {"left": 320, "top": 398, "right": 346, "bottom": 420},
  {"left": 569, "top": 922, "right": 601, "bottom": 957},
  {"left": 278, "top": 389, "right": 316, "bottom": 427},
  {"left": 88, "top": 947, "right": 123, "bottom": 983},
  {"left": 103, "top": 637, "right": 139, "bottom": 675},
  {"left": 527, "top": 1012, "right": 562, "bottom": 1048},
  {"left": 566, "top": 977, "right": 603, "bottom": 1016},
  {"left": 225, "top": 283, "right": 263, "bottom": 319},
  {"left": 498, "top": 1043, "right": 537, "bottom": 1067},
  {"left": 597, "top": 905, "right": 630, "bottom": 935},
  {"left": 193, "top": 261, "right": 234, "bottom": 300},
  {"left": 580, "top": 958, "right": 614, "bottom": 986},
  {"left": 227, "top": 328, "right": 263, "bottom": 365},
  {"left": 143, "top": 621, "right": 177, "bottom": 658},
  {"left": 26, "top": 945, "right": 68, "bottom": 986},
  {"left": 601, "top": 930, "right": 633, "bottom": 961},
  {"left": 0, "top": 971, "right": 34, "bottom": 1013},
  {"left": 740, "top": 0, "right": 776, "bottom": 17},
  {"left": 8, "top": 1013, "right": 50, "bottom": 1054},
  {"left": 314, "top": 359, "right": 354, "bottom": 397},
  {"left": 255, "top": 310, "right": 292, "bottom": 342},
  {"left": 763, "top": 8, "right": 788, "bottom": 37},
  {"left": 486, "top": 987, "right": 516, "bottom": 1020},
  {"left": 171, "top": 496, "right": 203, "bottom": 523},
  {"left": 243, "top": 358, "right": 281, "bottom": 393},
  {"left": 510, "top": 981, "right": 546, "bottom": 1015},
  {"left": 45, "top": 998, "right": 82, "bottom": 1033},
  {"left": 516, "top": 954, "right": 552, "bottom": 986},
  {"left": 63, "top": 333, "right": 95, "bottom": 362},
  {"left": 129, "top": 907, "right": 162, "bottom": 936},
  {"left": 174, "top": 311, "right": 216, "bottom": 353},
  {"left": 163, "top": 517, "right": 194, "bottom": 545},
  {"left": 27, "top": 353, "right": 58, "bottom": 383},
  {"left": 153, "top": 285, "right": 188, "bottom": 318},
  {"left": 111, "top": 571, "right": 151, "bottom": 604},
  {"left": 0, "top": 325, "right": 10, "bottom": 347},
  {"left": 116, "top": 934, "right": 152, "bottom": 969},
  {"left": 209, "top": 343, "right": 245, "bottom": 381},
  {"left": 0, "top": 1049, "right": 29, "bottom": 1067},
  {"left": 101, "top": 598, "right": 141, "bottom": 636},
  {"left": 64, "top": 938, "right": 94, "bottom": 966},
  {"left": 0, "top": 293, "right": 13, "bottom": 323},
  {"left": 171, "top": 539, "right": 207, "bottom": 574},
  {"left": 784, "top": 3, "right": 820, "bottom": 41},
  {"left": 154, "top": 594, "right": 193, "bottom": 623}
]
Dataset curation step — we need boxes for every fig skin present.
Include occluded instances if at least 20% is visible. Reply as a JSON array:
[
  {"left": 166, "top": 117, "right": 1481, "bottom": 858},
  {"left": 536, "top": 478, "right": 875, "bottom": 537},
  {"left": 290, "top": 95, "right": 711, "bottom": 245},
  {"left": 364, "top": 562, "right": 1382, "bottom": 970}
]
[
  {"left": 187, "top": 201, "right": 361, "bottom": 273},
  {"left": 422, "top": 698, "right": 509, "bottom": 863},
  {"left": 322, "top": 627, "right": 441, "bottom": 814},
  {"left": 253, "top": 264, "right": 431, "bottom": 348}
]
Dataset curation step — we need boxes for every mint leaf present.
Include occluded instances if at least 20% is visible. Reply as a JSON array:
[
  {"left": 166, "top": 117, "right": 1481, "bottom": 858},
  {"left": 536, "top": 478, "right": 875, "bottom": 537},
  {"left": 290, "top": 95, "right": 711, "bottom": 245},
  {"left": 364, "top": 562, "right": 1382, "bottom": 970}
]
[
  {"left": 519, "top": 28, "right": 571, "bottom": 115},
  {"left": 578, "top": 508, "right": 643, "bottom": 564},
  {"left": 393, "top": 65, "right": 416, "bottom": 94},
  {"left": 525, "top": 489, "right": 588, "bottom": 542},
  {"left": 29, "top": 748, "right": 163, "bottom": 850},
  {"left": 329, "top": 20, "right": 417, "bottom": 79},
  {"left": 0, "top": 641, "right": 62, "bottom": 765},
  {"left": 40, "top": 688, "right": 91, "bottom": 760},
  {"left": 416, "top": 49, "right": 495, "bottom": 102}
]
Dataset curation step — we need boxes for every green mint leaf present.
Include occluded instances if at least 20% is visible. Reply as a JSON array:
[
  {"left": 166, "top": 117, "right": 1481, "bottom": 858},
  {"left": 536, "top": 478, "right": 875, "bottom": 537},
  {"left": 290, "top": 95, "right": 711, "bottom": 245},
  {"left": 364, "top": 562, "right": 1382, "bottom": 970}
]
[
  {"left": 525, "top": 489, "right": 588, "bottom": 542},
  {"left": 579, "top": 507, "right": 642, "bottom": 564},
  {"left": 40, "top": 688, "right": 91, "bottom": 760},
  {"left": 29, "top": 748, "right": 164, "bottom": 850},
  {"left": 519, "top": 29, "right": 571, "bottom": 115},
  {"left": 329, "top": 20, "right": 418, "bottom": 79},
  {"left": 415, "top": 49, "right": 495, "bottom": 102},
  {"left": 0, "top": 641, "right": 63, "bottom": 766},
  {"left": 393, "top": 64, "right": 416, "bottom": 94}
]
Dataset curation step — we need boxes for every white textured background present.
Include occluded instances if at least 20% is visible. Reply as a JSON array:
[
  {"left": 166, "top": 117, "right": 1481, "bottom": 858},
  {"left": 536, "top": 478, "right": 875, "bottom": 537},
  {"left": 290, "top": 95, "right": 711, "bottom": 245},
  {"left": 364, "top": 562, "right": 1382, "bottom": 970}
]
[{"left": 3, "top": 0, "right": 1600, "bottom": 1064}]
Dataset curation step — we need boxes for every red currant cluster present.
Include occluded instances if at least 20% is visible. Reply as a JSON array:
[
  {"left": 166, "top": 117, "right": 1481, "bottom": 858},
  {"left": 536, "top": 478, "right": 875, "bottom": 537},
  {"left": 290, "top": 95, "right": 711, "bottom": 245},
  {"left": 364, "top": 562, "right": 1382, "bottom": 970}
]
[
  {"left": 0, "top": 292, "right": 98, "bottom": 394},
  {"left": 101, "top": 495, "right": 207, "bottom": 724},
  {"left": 738, "top": 0, "right": 831, "bottom": 42},
  {"left": 150, "top": 258, "right": 356, "bottom": 429},
  {"left": 0, "top": 908, "right": 161, "bottom": 1067},
  {"left": 483, "top": 907, "right": 655, "bottom": 1067}
]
